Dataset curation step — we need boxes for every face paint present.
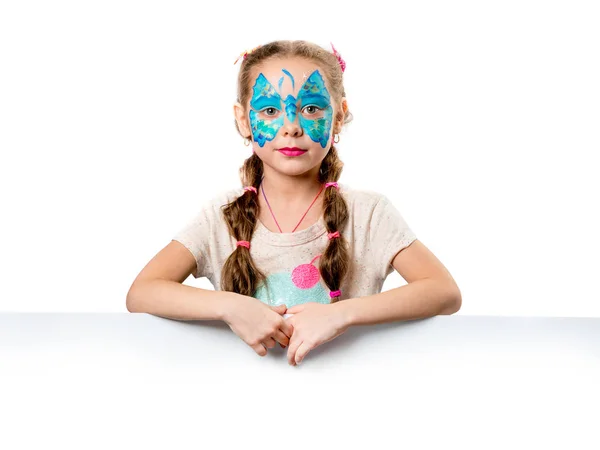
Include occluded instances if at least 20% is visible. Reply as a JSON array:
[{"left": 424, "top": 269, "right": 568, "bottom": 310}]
[
  {"left": 283, "top": 94, "right": 297, "bottom": 124},
  {"left": 248, "top": 69, "right": 333, "bottom": 148},
  {"left": 249, "top": 74, "right": 284, "bottom": 147},
  {"left": 297, "top": 71, "right": 333, "bottom": 148},
  {"left": 281, "top": 68, "right": 295, "bottom": 90}
]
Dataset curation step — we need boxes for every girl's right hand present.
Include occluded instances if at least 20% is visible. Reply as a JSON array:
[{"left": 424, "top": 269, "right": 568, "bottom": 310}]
[{"left": 222, "top": 295, "right": 294, "bottom": 356}]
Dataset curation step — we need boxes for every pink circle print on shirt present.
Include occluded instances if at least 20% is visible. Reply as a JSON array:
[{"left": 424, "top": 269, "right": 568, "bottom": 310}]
[
  {"left": 291, "top": 254, "right": 321, "bottom": 288},
  {"left": 253, "top": 255, "right": 331, "bottom": 307}
]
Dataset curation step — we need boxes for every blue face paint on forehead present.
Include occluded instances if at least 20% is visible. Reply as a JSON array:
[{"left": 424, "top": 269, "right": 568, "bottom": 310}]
[
  {"left": 250, "top": 74, "right": 280, "bottom": 110},
  {"left": 248, "top": 68, "right": 333, "bottom": 148},
  {"left": 281, "top": 69, "right": 297, "bottom": 124},
  {"left": 278, "top": 69, "right": 295, "bottom": 92}
]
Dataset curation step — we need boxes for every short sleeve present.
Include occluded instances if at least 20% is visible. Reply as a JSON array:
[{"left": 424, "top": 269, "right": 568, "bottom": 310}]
[
  {"left": 368, "top": 194, "right": 417, "bottom": 279},
  {"left": 172, "top": 204, "right": 214, "bottom": 279}
]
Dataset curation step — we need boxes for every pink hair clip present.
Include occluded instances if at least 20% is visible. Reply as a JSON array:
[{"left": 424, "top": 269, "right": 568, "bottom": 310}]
[
  {"left": 234, "top": 45, "right": 262, "bottom": 65},
  {"left": 243, "top": 186, "right": 257, "bottom": 194},
  {"left": 325, "top": 181, "right": 339, "bottom": 190},
  {"left": 329, "top": 289, "right": 341, "bottom": 299},
  {"left": 330, "top": 42, "right": 346, "bottom": 73}
]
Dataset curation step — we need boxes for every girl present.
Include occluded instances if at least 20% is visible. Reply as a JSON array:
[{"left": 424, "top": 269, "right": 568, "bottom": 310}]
[{"left": 126, "top": 40, "right": 462, "bottom": 366}]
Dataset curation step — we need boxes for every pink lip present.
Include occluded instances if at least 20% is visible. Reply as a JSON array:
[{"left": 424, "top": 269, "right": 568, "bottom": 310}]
[{"left": 278, "top": 147, "right": 307, "bottom": 157}]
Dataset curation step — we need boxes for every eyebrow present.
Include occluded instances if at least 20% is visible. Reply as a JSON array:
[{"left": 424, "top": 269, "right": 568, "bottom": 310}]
[
  {"left": 299, "top": 93, "right": 330, "bottom": 107},
  {"left": 250, "top": 94, "right": 282, "bottom": 110}
]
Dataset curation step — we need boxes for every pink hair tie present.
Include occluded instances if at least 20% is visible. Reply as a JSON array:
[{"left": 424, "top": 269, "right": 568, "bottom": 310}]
[
  {"left": 325, "top": 182, "right": 339, "bottom": 190},
  {"left": 236, "top": 240, "right": 250, "bottom": 249},
  {"left": 329, "top": 290, "right": 341, "bottom": 299},
  {"left": 327, "top": 231, "right": 340, "bottom": 240},
  {"left": 243, "top": 186, "right": 257, "bottom": 194}
]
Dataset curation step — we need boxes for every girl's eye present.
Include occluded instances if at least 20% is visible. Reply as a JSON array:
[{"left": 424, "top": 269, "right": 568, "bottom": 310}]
[
  {"left": 303, "top": 105, "right": 321, "bottom": 115},
  {"left": 262, "top": 107, "right": 279, "bottom": 116}
]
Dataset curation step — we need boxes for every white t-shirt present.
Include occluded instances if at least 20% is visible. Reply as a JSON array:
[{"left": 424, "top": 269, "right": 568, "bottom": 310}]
[{"left": 172, "top": 183, "right": 417, "bottom": 307}]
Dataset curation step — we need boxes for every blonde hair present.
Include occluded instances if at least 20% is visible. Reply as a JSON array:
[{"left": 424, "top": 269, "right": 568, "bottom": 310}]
[{"left": 221, "top": 40, "right": 353, "bottom": 302}]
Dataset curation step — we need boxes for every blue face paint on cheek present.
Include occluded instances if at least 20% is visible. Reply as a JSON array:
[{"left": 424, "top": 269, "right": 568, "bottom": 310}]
[
  {"left": 297, "top": 70, "right": 333, "bottom": 148},
  {"left": 249, "top": 74, "right": 284, "bottom": 147},
  {"left": 249, "top": 111, "right": 284, "bottom": 147}
]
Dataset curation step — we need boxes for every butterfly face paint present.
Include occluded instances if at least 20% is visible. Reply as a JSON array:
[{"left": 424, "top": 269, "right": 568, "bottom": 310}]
[
  {"left": 249, "top": 74, "right": 285, "bottom": 147},
  {"left": 248, "top": 69, "right": 333, "bottom": 148},
  {"left": 297, "top": 71, "right": 333, "bottom": 148}
]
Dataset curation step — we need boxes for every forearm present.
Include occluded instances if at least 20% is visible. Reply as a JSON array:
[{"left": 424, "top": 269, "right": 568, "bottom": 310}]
[
  {"left": 335, "top": 278, "right": 461, "bottom": 327},
  {"left": 126, "top": 279, "right": 238, "bottom": 321}
]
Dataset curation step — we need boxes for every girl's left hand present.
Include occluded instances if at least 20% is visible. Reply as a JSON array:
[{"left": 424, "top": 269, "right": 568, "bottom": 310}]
[{"left": 284, "top": 302, "right": 350, "bottom": 365}]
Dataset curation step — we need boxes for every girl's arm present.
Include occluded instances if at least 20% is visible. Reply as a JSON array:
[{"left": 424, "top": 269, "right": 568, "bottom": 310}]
[
  {"left": 127, "top": 241, "right": 294, "bottom": 356},
  {"left": 127, "top": 278, "right": 236, "bottom": 321},
  {"left": 126, "top": 240, "right": 235, "bottom": 321},
  {"left": 335, "top": 239, "right": 462, "bottom": 326},
  {"left": 333, "top": 278, "right": 461, "bottom": 327}
]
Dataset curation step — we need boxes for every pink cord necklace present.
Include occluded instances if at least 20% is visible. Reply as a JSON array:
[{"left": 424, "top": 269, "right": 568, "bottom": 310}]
[{"left": 260, "top": 176, "right": 325, "bottom": 233}]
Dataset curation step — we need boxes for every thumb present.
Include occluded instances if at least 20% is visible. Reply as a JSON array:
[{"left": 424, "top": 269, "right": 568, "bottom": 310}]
[{"left": 270, "top": 304, "right": 287, "bottom": 313}]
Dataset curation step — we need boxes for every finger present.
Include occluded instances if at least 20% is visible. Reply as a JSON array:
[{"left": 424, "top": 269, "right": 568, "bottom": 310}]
[
  {"left": 252, "top": 342, "right": 267, "bottom": 357},
  {"left": 286, "top": 304, "right": 305, "bottom": 314},
  {"left": 273, "top": 329, "right": 289, "bottom": 347},
  {"left": 287, "top": 336, "right": 302, "bottom": 366},
  {"left": 262, "top": 337, "right": 277, "bottom": 349},
  {"left": 270, "top": 304, "right": 287, "bottom": 314},
  {"left": 295, "top": 341, "right": 312, "bottom": 365},
  {"left": 280, "top": 319, "right": 294, "bottom": 338}
]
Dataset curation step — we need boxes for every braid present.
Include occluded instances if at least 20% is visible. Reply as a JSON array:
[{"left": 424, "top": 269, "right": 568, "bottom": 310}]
[
  {"left": 220, "top": 153, "right": 269, "bottom": 297},
  {"left": 317, "top": 145, "right": 350, "bottom": 302}
]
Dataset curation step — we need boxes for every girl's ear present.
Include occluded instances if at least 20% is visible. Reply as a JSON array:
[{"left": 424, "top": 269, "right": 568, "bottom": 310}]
[
  {"left": 334, "top": 97, "right": 348, "bottom": 134},
  {"left": 233, "top": 102, "right": 251, "bottom": 138}
]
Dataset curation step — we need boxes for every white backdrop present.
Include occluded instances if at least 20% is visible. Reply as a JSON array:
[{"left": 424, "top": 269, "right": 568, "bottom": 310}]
[{"left": 1, "top": 0, "right": 598, "bottom": 316}]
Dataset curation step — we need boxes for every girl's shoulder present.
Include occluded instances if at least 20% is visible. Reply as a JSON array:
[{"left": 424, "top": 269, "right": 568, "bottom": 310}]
[
  {"left": 338, "top": 184, "right": 411, "bottom": 224},
  {"left": 199, "top": 186, "right": 247, "bottom": 210},
  {"left": 337, "top": 183, "right": 388, "bottom": 206}
]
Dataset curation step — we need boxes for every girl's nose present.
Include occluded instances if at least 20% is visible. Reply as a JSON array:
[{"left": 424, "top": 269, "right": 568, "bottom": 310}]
[
  {"left": 280, "top": 95, "right": 303, "bottom": 137},
  {"left": 281, "top": 115, "right": 303, "bottom": 137}
]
